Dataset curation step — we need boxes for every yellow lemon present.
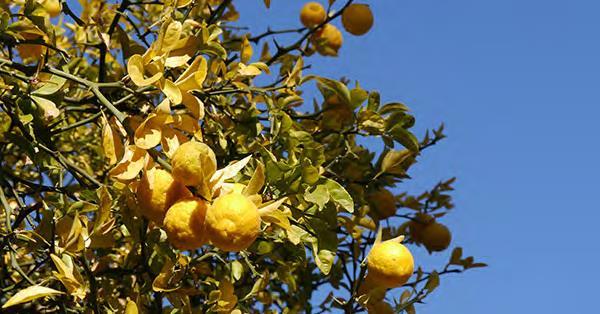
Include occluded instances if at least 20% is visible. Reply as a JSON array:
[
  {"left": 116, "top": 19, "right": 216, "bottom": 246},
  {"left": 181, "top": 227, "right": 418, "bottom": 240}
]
[
  {"left": 163, "top": 197, "right": 208, "bottom": 250},
  {"left": 367, "top": 188, "right": 396, "bottom": 220},
  {"left": 341, "top": 3, "right": 374, "bottom": 36},
  {"left": 300, "top": 2, "right": 327, "bottom": 28},
  {"left": 367, "top": 240, "right": 414, "bottom": 288},
  {"left": 205, "top": 192, "right": 261, "bottom": 252},
  {"left": 136, "top": 168, "right": 192, "bottom": 225},
  {"left": 311, "top": 24, "right": 343, "bottom": 56},
  {"left": 421, "top": 221, "right": 451, "bottom": 252},
  {"left": 171, "top": 141, "right": 217, "bottom": 187},
  {"left": 39, "top": 0, "right": 62, "bottom": 18}
]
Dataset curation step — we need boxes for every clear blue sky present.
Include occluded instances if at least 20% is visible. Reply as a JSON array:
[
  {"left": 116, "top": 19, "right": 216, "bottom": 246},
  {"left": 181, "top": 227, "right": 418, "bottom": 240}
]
[{"left": 234, "top": 1, "right": 600, "bottom": 313}]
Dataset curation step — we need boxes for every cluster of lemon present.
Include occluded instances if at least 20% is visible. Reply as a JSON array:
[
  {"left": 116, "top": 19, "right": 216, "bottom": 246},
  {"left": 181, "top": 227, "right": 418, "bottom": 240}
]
[
  {"left": 300, "top": 2, "right": 374, "bottom": 56},
  {"left": 136, "top": 141, "right": 261, "bottom": 252}
]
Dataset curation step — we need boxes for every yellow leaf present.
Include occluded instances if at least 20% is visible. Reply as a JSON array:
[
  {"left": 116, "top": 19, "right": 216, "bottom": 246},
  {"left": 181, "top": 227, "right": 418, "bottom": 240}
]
[
  {"left": 94, "top": 186, "right": 112, "bottom": 231},
  {"left": 181, "top": 91, "right": 204, "bottom": 119},
  {"left": 134, "top": 114, "right": 163, "bottom": 149},
  {"left": 127, "top": 54, "right": 163, "bottom": 87},
  {"left": 210, "top": 155, "right": 252, "bottom": 192},
  {"left": 243, "top": 162, "right": 265, "bottom": 195},
  {"left": 2, "top": 285, "right": 63, "bottom": 309},
  {"left": 241, "top": 36, "right": 253, "bottom": 64},
  {"left": 161, "top": 127, "right": 187, "bottom": 158},
  {"left": 101, "top": 117, "right": 124, "bottom": 165},
  {"left": 159, "top": 20, "right": 183, "bottom": 54},
  {"left": 31, "top": 95, "right": 60, "bottom": 120},
  {"left": 165, "top": 54, "right": 191, "bottom": 68},
  {"left": 237, "top": 63, "right": 262, "bottom": 76},
  {"left": 125, "top": 300, "right": 138, "bottom": 314},
  {"left": 109, "top": 145, "right": 148, "bottom": 181},
  {"left": 162, "top": 79, "right": 182, "bottom": 104}
]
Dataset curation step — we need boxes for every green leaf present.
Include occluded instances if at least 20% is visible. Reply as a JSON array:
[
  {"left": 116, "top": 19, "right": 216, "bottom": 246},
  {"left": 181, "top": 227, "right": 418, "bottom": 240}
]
[
  {"left": 32, "top": 74, "right": 67, "bottom": 96},
  {"left": 304, "top": 184, "right": 329, "bottom": 211},
  {"left": 350, "top": 86, "right": 369, "bottom": 109},
  {"left": 231, "top": 260, "right": 244, "bottom": 281},
  {"left": 424, "top": 271, "right": 440, "bottom": 293},
  {"left": 389, "top": 125, "right": 420, "bottom": 152},
  {"left": 316, "top": 77, "right": 351, "bottom": 106},
  {"left": 324, "top": 179, "right": 354, "bottom": 213}
]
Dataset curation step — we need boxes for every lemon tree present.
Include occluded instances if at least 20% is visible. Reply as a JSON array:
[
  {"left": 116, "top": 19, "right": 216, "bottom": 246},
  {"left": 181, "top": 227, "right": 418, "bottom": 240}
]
[{"left": 0, "top": 1, "right": 485, "bottom": 313}]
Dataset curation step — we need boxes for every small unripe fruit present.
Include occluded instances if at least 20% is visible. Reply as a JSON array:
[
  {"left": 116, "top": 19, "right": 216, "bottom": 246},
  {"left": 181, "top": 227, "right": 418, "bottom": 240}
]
[
  {"left": 300, "top": 2, "right": 327, "bottom": 27},
  {"left": 342, "top": 3, "right": 374, "bottom": 36},
  {"left": 367, "top": 188, "right": 396, "bottom": 220},
  {"left": 421, "top": 222, "right": 452, "bottom": 252}
]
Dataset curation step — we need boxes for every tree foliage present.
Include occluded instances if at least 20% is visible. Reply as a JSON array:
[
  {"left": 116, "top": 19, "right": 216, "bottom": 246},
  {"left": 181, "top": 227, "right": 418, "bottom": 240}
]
[{"left": 0, "top": 0, "right": 485, "bottom": 313}]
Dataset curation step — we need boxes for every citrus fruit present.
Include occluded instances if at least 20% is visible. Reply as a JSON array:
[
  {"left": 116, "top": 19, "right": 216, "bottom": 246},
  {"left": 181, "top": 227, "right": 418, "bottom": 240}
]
[
  {"left": 367, "top": 239, "right": 414, "bottom": 288},
  {"left": 163, "top": 197, "right": 208, "bottom": 250},
  {"left": 136, "top": 168, "right": 192, "bottom": 225},
  {"left": 300, "top": 2, "right": 327, "bottom": 27},
  {"left": 311, "top": 24, "right": 343, "bottom": 56},
  {"left": 406, "top": 213, "right": 433, "bottom": 242},
  {"left": 341, "top": 3, "right": 374, "bottom": 36},
  {"left": 205, "top": 191, "right": 261, "bottom": 252},
  {"left": 421, "top": 221, "right": 451, "bottom": 252},
  {"left": 367, "top": 188, "right": 396, "bottom": 220},
  {"left": 171, "top": 141, "right": 217, "bottom": 187}
]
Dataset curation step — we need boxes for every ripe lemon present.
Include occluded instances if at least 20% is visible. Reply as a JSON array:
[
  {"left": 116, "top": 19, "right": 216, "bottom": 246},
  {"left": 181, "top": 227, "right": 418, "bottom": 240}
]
[
  {"left": 136, "top": 168, "right": 192, "bottom": 225},
  {"left": 311, "top": 24, "right": 343, "bottom": 56},
  {"left": 205, "top": 192, "right": 261, "bottom": 252},
  {"left": 39, "top": 0, "right": 62, "bottom": 18},
  {"left": 300, "top": 2, "right": 327, "bottom": 28},
  {"left": 367, "top": 240, "right": 414, "bottom": 288},
  {"left": 367, "top": 301, "right": 394, "bottom": 314},
  {"left": 367, "top": 188, "right": 396, "bottom": 220},
  {"left": 16, "top": 33, "right": 46, "bottom": 63},
  {"left": 421, "top": 221, "right": 451, "bottom": 252},
  {"left": 163, "top": 197, "right": 208, "bottom": 250},
  {"left": 171, "top": 141, "right": 217, "bottom": 187},
  {"left": 341, "top": 3, "right": 374, "bottom": 36}
]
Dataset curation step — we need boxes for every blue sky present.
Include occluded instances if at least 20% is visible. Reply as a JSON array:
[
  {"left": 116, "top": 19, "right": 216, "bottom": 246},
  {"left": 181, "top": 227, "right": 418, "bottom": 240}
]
[{"left": 235, "top": 1, "right": 600, "bottom": 313}]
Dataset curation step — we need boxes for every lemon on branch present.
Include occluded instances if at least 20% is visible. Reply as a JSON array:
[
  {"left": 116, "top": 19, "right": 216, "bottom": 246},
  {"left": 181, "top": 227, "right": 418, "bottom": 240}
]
[
  {"left": 300, "top": 2, "right": 327, "bottom": 28},
  {"left": 136, "top": 168, "right": 192, "bottom": 225},
  {"left": 311, "top": 24, "right": 343, "bottom": 56},
  {"left": 342, "top": 3, "right": 374, "bottom": 36},
  {"left": 421, "top": 221, "right": 452, "bottom": 252},
  {"left": 367, "top": 188, "right": 397, "bottom": 220},
  {"left": 171, "top": 141, "right": 217, "bottom": 187},
  {"left": 205, "top": 191, "right": 261, "bottom": 252},
  {"left": 163, "top": 197, "right": 208, "bottom": 250},
  {"left": 367, "top": 238, "right": 414, "bottom": 288}
]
